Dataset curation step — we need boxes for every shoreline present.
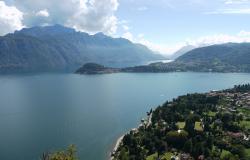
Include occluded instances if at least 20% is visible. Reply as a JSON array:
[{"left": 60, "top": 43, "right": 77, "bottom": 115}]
[
  {"left": 110, "top": 135, "right": 125, "bottom": 160},
  {"left": 110, "top": 112, "right": 153, "bottom": 159}
]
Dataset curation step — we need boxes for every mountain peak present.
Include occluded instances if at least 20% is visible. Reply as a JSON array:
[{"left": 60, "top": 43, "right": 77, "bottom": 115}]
[
  {"left": 14, "top": 24, "right": 76, "bottom": 37},
  {"left": 93, "top": 32, "right": 106, "bottom": 38}
]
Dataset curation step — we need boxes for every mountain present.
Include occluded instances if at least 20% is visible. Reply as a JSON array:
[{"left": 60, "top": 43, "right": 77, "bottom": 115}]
[
  {"left": 176, "top": 43, "right": 250, "bottom": 72},
  {"left": 169, "top": 45, "right": 196, "bottom": 60},
  {"left": 0, "top": 25, "right": 164, "bottom": 73},
  {"left": 177, "top": 43, "right": 250, "bottom": 63},
  {"left": 120, "top": 43, "right": 250, "bottom": 73}
]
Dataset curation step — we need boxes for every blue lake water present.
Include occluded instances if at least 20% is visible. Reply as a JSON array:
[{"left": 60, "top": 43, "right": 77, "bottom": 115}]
[{"left": 0, "top": 72, "right": 250, "bottom": 160}]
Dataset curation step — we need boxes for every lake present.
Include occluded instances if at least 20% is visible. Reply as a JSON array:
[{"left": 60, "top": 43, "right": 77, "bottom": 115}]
[{"left": 0, "top": 72, "right": 250, "bottom": 160}]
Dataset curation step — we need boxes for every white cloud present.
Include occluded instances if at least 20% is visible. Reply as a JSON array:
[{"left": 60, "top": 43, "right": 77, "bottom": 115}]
[
  {"left": 121, "top": 22, "right": 133, "bottom": 41},
  {"left": 203, "top": 0, "right": 250, "bottom": 14},
  {"left": 137, "top": 6, "right": 148, "bottom": 11},
  {"left": 205, "top": 8, "right": 250, "bottom": 14},
  {"left": 6, "top": 0, "right": 119, "bottom": 35},
  {"left": 68, "top": 0, "right": 119, "bottom": 34},
  {"left": 224, "top": 0, "right": 250, "bottom": 4},
  {"left": 152, "top": 32, "right": 248, "bottom": 55},
  {"left": 238, "top": 30, "right": 250, "bottom": 36},
  {"left": 118, "top": 19, "right": 129, "bottom": 25},
  {"left": 120, "top": 29, "right": 250, "bottom": 56},
  {"left": 138, "top": 33, "right": 144, "bottom": 39},
  {"left": 185, "top": 31, "right": 250, "bottom": 47},
  {"left": 121, "top": 30, "right": 185, "bottom": 55},
  {"left": 122, "top": 25, "right": 130, "bottom": 31},
  {"left": 0, "top": 1, "right": 24, "bottom": 35},
  {"left": 138, "top": 37, "right": 184, "bottom": 55},
  {"left": 122, "top": 31, "right": 134, "bottom": 41},
  {"left": 36, "top": 9, "right": 49, "bottom": 17}
]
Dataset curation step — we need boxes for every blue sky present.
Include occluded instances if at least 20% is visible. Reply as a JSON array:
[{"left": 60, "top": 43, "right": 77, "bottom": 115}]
[
  {"left": 115, "top": 0, "right": 250, "bottom": 54},
  {"left": 1, "top": 0, "right": 250, "bottom": 55}
]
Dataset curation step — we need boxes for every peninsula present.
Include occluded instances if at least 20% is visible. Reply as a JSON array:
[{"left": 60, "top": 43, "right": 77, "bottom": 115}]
[{"left": 112, "top": 84, "right": 250, "bottom": 160}]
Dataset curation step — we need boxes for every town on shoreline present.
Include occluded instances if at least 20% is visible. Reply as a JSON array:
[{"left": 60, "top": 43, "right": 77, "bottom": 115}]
[{"left": 112, "top": 84, "right": 250, "bottom": 160}]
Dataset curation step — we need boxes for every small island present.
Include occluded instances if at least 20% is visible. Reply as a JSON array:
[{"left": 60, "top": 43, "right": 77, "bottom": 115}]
[
  {"left": 75, "top": 63, "right": 120, "bottom": 74},
  {"left": 112, "top": 84, "right": 250, "bottom": 160}
]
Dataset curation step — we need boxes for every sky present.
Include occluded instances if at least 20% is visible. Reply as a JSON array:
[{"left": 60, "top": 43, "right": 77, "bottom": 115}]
[{"left": 1, "top": 0, "right": 250, "bottom": 55}]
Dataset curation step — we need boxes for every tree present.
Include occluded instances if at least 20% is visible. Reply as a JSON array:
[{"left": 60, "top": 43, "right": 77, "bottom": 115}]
[
  {"left": 166, "top": 130, "right": 188, "bottom": 149},
  {"left": 183, "top": 139, "right": 193, "bottom": 153},
  {"left": 156, "top": 141, "right": 167, "bottom": 158},
  {"left": 230, "top": 145, "right": 246, "bottom": 158},
  {"left": 206, "top": 136, "right": 214, "bottom": 150},
  {"left": 222, "top": 152, "right": 240, "bottom": 160},
  {"left": 192, "top": 142, "right": 204, "bottom": 158},
  {"left": 185, "top": 115, "right": 195, "bottom": 136},
  {"left": 118, "top": 148, "right": 129, "bottom": 160},
  {"left": 41, "top": 145, "right": 78, "bottom": 160}
]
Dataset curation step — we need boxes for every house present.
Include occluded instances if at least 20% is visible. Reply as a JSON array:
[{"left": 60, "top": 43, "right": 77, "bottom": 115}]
[
  {"left": 198, "top": 155, "right": 204, "bottom": 160},
  {"left": 227, "top": 132, "right": 244, "bottom": 139},
  {"left": 180, "top": 153, "right": 191, "bottom": 160},
  {"left": 171, "top": 155, "right": 179, "bottom": 160}
]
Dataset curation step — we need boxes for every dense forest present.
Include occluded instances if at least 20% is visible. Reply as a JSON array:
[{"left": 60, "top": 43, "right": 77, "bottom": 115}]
[
  {"left": 41, "top": 145, "right": 78, "bottom": 160},
  {"left": 113, "top": 84, "right": 250, "bottom": 160}
]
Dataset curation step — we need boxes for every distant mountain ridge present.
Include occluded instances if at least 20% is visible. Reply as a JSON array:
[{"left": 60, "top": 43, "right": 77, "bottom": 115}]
[
  {"left": 0, "top": 25, "right": 164, "bottom": 73},
  {"left": 175, "top": 43, "right": 250, "bottom": 72},
  {"left": 169, "top": 45, "right": 196, "bottom": 60},
  {"left": 177, "top": 43, "right": 250, "bottom": 64},
  {"left": 115, "top": 43, "right": 250, "bottom": 73}
]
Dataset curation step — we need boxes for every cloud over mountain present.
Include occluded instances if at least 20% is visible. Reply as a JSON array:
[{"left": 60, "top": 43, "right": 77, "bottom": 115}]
[
  {"left": 1, "top": 0, "right": 119, "bottom": 35},
  {"left": 0, "top": 1, "right": 24, "bottom": 35}
]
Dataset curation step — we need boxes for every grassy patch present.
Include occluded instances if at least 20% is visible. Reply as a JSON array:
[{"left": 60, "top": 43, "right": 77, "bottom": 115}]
[
  {"left": 146, "top": 152, "right": 174, "bottom": 160},
  {"left": 195, "top": 122, "right": 203, "bottom": 131},
  {"left": 176, "top": 122, "right": 185, "bottom": 129},
  {"left": 245, "top": 148, "right": 250, "bottom": 158},
  {"left": 238, "top": 108, "right": 250, "bottom": 116},
  {"left": 162, "top": 152, "right": 174, "bottom": 160},
  {"left": 146, "top": 153, "right": 158, "bottom": 160},
  {"left": 240, "top": 120, "right": 250, "bottom": 129},
  {"left": 207, "top": 111, "right": 216, "bottom": 117},
  {"left": 220, "top": 150, "right": 231, "bottom": 159}
]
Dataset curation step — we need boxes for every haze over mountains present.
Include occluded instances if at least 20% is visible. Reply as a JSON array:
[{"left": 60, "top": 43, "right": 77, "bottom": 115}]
[
  {"left": 0, "top": 25, "right": 164, "bottom": 73},
  {"left": 169, "top": 45, "right": 196, "bottom": 60},
  {"left": 1, "top": 24, "right": 250, "bottom": 74},
  {"left": 176, "top": 43, "right": 250, "bottom": 72},
  {"left": 117, "top": 43, "right": 250, "bottom": 73}
]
